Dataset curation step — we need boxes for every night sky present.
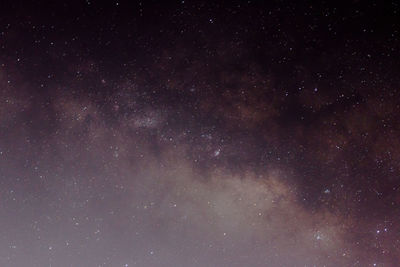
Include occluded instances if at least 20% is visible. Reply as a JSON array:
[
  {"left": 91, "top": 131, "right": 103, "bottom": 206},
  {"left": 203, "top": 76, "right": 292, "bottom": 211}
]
[{"left": 0, "top": 1, "right": 400, "bottom": 266}]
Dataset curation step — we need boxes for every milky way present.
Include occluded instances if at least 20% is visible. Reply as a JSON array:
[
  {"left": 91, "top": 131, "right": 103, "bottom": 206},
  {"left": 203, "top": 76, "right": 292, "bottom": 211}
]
[{"left": 0, "top": 1, "right": 400, "bottom": 266}]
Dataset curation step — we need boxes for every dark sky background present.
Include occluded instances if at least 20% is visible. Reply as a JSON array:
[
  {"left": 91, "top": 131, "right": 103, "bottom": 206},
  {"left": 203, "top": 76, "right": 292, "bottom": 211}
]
[{"left": 0, "top": 0, "right": 400, "bottom": 266}]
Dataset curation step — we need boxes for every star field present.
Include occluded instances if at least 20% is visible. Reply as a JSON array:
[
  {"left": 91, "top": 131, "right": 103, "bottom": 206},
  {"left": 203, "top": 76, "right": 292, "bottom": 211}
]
[{"left": 0, "top": 1, "right": 400, "bottom": 266}]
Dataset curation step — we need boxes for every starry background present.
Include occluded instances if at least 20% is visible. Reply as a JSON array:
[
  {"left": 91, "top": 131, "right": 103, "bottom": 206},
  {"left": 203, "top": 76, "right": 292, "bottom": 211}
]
[{"left": 0, "top": 0, "right": 399, "bottom": 266}]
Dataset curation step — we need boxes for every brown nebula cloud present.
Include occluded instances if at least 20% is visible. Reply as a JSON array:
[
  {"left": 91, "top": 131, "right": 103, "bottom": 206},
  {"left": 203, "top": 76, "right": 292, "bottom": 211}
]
[{"left": 0, "top": 84, "right": 385, "bottom": 266}]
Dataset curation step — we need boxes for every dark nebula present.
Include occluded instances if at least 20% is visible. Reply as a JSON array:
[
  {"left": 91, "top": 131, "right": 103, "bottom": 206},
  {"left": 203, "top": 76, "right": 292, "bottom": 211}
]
[{"left": 0, "top": 1, "right": 399, "bottom": 266}]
